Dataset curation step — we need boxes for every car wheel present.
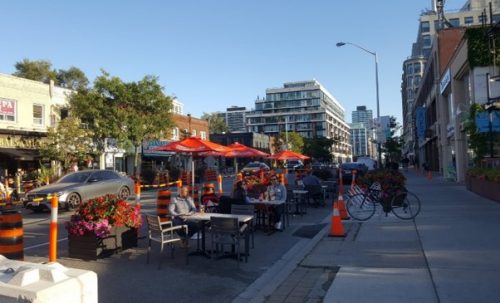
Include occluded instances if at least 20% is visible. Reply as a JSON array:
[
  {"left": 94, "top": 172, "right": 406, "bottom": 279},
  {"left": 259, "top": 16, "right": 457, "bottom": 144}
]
[
  {"left": 119, "top": 186, "right": 131, "bottom": 200},
  {"left": 66, "top": 193, "right": 81, "bottom": 210}
]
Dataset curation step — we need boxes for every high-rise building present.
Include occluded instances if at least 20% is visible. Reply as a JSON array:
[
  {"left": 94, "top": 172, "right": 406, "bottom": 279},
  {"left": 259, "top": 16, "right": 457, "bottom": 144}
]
[
  {"left": 401, "top": 0, "right": 500, "bottom": 158},
  {"left": 246, "top": 80, "right": 351, "bottom": 162},
  {"left": 349, "top": 123, "right": 369, "bottom": 157},
  {"left": 352, "top": 105, "right": 373, "bottom": 126},
  {"left": 218, "top": 106, "right": 247, "bottom": 133}
]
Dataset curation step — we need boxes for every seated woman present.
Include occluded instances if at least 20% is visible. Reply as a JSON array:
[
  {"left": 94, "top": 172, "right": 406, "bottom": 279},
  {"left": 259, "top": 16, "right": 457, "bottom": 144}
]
[
  {"left": 232, "top": 180, "right": 250, "bottom": 203},
  {"left": 266, "top": 175, "right": 287, "bottom": 231},
  {"left": 201, "top": 183, "right": 219, "bottom": 212}
]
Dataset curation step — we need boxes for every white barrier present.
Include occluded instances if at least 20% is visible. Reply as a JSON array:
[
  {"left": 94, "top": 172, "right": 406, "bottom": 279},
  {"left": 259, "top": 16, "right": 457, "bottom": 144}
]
[{"left": 0, "top": 255, "right": 97, "bottom": 303}]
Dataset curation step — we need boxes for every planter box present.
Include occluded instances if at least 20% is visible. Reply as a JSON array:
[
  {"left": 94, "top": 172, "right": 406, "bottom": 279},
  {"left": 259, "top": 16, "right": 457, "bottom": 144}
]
[
  {"left": 68, "top": 226, "right": 138, "bottom": 260},
  {"left": 466, "top": 176, "right": 500, "bottom": 203}
]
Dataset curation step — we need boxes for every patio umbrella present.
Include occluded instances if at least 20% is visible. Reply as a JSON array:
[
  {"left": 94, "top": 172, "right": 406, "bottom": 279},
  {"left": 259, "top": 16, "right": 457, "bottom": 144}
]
[
  {"left": 225, "top": 142, "right": 270, "bottom": 174},
  {"left": 154, "top": 137, "right": 231, "bottom": 190},
  {"left": 267, "top": 150, "right": 310, "bottom": 161}
]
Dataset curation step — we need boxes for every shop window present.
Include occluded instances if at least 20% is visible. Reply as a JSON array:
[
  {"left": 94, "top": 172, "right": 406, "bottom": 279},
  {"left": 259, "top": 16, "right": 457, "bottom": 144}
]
[{"left": 33, "top": 104, "right": 44, "bottom": 125}]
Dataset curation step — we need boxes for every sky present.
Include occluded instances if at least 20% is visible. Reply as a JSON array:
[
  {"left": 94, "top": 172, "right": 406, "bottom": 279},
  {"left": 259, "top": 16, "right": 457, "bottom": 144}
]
[{"left": 1, "top": 0, "right": 466, "bottom": 124}]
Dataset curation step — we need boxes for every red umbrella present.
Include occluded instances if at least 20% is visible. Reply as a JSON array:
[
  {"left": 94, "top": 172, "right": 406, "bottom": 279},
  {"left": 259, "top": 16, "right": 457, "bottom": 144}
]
[
  {"left": 267, "top": 150, "right": 310, "bottom": 161},
  {"left": 225, "top": 142, "right": 269, "bottom": 158},
  {"left": 154, "top": 137, "right": 231, "bottom": 187}
]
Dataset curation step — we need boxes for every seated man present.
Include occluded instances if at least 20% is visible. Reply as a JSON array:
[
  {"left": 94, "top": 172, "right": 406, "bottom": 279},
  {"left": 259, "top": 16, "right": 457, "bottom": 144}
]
[
  {"left": 266, "top": 175, "right": 287, "bottom": 230},
  {"left": 302, "top": 170, "right": 323, "bottom": 206},
  {"left": 169, "top": 185, "right": 199, "bottom": 238},
  {"left": 201, "top": 183, "right": 219, "bottom": 212},
  {"left": 301, "top": 170, "right": 322, "bottom": 187}
]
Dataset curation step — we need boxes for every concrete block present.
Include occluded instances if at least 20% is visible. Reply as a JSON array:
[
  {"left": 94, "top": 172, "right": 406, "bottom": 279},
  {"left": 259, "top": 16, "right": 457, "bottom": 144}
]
[{"left": 0, "top": 255, "right": 98, "bottom": 303}]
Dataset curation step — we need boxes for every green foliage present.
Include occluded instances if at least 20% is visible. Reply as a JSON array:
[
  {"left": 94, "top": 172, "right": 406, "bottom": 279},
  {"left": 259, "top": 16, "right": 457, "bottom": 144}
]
[
  {"left": 201, "top": 112, "right": 228, "bottom": 134},
  {"left": 383, "top": 116, "right": 402, "bottom": 163},
  {"left": 56, "top": 67, "right": 89, "bottom": 90},
  {"left": 275, "top": 131, "right": 304, "bottom": 153},
  {"left": 13, "top": 59, "right": 57, "bottom": 84},
  {"left": 466, "top": 27, "right": 500, "bottom": 68},
  {"left": 464, "top": 103, "right": 489, "bottom": 164},
  {"left": 466, "top": 167, "right": 500, "bottom": 183},
  {"left": 39, "top": 117, "right": 95, "bottom": 170},
  {"left": 303, "top": 136, "right": 335, "bottom": 161}
]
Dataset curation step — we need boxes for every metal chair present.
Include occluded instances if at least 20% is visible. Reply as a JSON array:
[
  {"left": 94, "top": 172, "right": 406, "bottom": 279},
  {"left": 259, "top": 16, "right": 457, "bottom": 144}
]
[
  {"left": 145, "top": 215, "right": 189, "bottom": 269},
  {"left": 304, "top": 184, "right": 324, "bottom": 207},
  {"left": 210, "top": 216, "right": 248, "bottom": 266},
  {"left": 231, "top": 204, "right": 255, "bottom": 248}
]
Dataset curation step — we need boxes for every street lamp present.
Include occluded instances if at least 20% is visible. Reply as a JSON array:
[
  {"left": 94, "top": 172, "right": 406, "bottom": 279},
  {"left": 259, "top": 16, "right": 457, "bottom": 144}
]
[{"left": 336, "top": 41, "right": 382, "bottom": 166}]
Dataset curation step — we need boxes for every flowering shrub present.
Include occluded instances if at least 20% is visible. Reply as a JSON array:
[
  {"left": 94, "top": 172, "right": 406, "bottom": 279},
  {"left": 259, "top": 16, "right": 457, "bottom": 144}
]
[
  {"left": 358, "top": 169, "right": 406, "bottom": 198},
  {"left": 467, "top": 167, "right": 500, "bottom": 183},
  {"left": 65, "top": 195, "right": 142, "bottom": 238}
]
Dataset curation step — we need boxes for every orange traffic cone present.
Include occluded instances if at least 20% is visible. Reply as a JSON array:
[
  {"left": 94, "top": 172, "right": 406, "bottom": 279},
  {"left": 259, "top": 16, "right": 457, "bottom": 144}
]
[
  {"left": 337, "top": 195, "right": 349, "bottom": 220},
  {"left": 427, "top": 170, "right": 432, "bottom": 180},
  {"left": 350, "top": 170, "right": 357, "bottom": 191},
  {"left": 328, "top": 201, "right": 346, "bottom": 237}
]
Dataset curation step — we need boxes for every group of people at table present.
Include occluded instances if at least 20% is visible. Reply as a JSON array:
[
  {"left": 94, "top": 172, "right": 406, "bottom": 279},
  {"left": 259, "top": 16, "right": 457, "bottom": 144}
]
[{"left": 168, "top": 170, "right": 324, "bottom": 239}]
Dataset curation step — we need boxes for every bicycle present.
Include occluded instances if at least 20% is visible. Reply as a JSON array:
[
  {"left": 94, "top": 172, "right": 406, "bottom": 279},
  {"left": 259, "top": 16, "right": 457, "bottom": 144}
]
[{"left": 346, "top": 183, "right": 421, "bottom": 221}]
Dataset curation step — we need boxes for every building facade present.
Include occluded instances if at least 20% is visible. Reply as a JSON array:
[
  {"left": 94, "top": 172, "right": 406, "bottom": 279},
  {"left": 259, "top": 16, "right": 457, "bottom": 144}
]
[
  {"left": 246, "top": 80, "right": 351, "bottom": 162},
  {"left": 351, "top": 105, "right": 376, "bottom": 158},
  {"left": 217, "top": 106, "right": 247, "bottom": 133},
  {"left": 401, "top": 0, "right": 500, "bottom": 161},
  {"left": 349, "top": 123, "right": 369, "bottom": 157},
  {"left": 0, "top": 73, "right": 71, "bottom": 176}
]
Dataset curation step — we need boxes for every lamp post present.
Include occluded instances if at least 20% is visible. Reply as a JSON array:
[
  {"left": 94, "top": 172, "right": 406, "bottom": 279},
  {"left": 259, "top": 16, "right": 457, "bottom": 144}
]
[{"left": 336, "top": 41, "right": 382, "bottom": 166}]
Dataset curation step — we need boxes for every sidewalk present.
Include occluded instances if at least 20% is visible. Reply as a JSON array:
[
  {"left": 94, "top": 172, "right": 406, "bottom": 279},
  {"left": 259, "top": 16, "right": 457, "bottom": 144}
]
[{"left": 243, "top": 169, "right": 500, "bottom": 303}]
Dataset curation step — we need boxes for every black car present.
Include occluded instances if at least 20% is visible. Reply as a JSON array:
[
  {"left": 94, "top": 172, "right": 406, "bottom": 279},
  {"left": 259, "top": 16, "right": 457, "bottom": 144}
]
[
  {"left": 338, "top": 162, "right": 368, "bottom": 182},
  {"left": 241, "top": 162, "right": 270, "bottom": 176}
]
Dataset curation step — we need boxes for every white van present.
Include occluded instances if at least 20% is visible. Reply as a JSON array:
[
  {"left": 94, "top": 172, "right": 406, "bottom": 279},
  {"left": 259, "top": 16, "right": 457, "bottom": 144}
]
[{"left": 356, "top": 157, "right": 377, "bottom": 170}]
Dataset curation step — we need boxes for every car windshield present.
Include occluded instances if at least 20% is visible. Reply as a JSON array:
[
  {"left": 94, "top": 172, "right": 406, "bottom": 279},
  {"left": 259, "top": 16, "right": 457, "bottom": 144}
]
[
  {"left": 58, "top": 172, "right": 92, "bottom": 183},
  {"left": 245, "top": 163, "right": 260, "bottom": 168}
]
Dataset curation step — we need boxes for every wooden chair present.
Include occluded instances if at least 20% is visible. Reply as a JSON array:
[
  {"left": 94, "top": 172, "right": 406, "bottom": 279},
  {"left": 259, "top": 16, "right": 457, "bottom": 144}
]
[
  {"left": 231, "top": 204, "right": 255, "bottom": 248},
  {"left": 210, "top": 216, "right": 248, "bottom": 266},
  {"left": 145, "top": 215, "right": 189, "bottom": 269}
]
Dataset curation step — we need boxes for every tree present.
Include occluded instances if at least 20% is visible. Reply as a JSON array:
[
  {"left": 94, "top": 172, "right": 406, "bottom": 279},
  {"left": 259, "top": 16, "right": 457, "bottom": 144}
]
[
  {"left": 303, "top": 136, "right": 336, "bottom": 161},
  {"left": 274, "top": 131, "right": 304, "bottom": 153},
  {"left": 39, "top": 116, "right": 94, "bottom": 171},
  {"left": 383, "top": 116, "right": 403, "bottom": 164},
  {"left": 201, "top": 112, "right": 229, "bottom": 134},
  {"left": 69, "top": 71, "right": 174, "bottom": 176},
  {"left": 56, "top": 67, "right": 89, "bottom": 90},
  {"left": 13, "top": 59, "right": 57, "bottom": 84}
]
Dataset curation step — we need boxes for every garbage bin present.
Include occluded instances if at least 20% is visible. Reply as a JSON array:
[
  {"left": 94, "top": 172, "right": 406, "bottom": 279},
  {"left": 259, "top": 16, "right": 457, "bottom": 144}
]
[{"left": 0, "top": 210, "right": 23, "bottom": 260}]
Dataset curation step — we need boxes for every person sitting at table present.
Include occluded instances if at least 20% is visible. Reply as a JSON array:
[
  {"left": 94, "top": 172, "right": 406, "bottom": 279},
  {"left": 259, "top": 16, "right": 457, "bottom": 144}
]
[
  {"left": 169, "top": 185, "right": 199, "bottom": 239},
  {"left": 201, "top": 183, "right": 219, "bottom": 212},
  {"left": 266, "top": 175, "right": 286, "bottom": 231},
  {"left": 232, "top": 180, "right": 250, "bottom": 203},
  {"left": 301, "top": 170, "right": 321, "bottom": 187},
  {"left": 301, "top": 170, "right": 323, "bottom": 206}
]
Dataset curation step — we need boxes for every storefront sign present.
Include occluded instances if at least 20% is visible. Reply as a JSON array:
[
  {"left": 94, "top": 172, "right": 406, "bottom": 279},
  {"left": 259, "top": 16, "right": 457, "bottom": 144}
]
[
  {"left": 142, "top": 140, "right": 173, "bottom": 157},
  {"left": 440, "top": 68, "right": 451, "bottom": 94},
  {"left": 416, "top": 107, "right": 427, "bottom": 139},
  {"left": 0, "top": 98, "right": 16, "bottom": 115},
  {"left": 475, "top": 112, "right": 490, "bottom": 133},
  {"left": 0, "top": 134, "right": 40, "bottom": 149}
]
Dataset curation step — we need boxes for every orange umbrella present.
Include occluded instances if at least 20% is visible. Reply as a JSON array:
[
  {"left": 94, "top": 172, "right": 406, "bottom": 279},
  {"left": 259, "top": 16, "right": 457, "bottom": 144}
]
[
  {"left": 267, "top": 150, "right": 310, "bottom": 161},
  {"left": 225, "top": 142, "right": 269, "bottom": 158},
  {"left": 154, "top": 137, "right": 231, "bottom": 188}
]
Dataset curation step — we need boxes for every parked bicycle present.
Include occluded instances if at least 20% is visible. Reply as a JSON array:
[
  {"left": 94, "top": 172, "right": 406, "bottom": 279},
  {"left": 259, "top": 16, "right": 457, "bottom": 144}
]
[{"left": 346, "top": 182, "right": 421, "bottom": 220}]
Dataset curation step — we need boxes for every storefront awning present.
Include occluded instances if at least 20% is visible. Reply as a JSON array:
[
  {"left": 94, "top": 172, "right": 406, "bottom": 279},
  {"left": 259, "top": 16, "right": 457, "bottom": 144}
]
[{"left": 0, "top": 148, "right": 40, "bottom": 161}]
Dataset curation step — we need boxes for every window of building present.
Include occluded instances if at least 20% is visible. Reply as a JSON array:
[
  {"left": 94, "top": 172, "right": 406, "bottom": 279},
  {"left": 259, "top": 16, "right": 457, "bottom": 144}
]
[
  {"left": 192, "top": 129, "right": 197, "bottom": 137},
  {"left": 479, "top": 15, "right": 487, "bottom": 24},
  {"left": 200, "top": 131, "right": 207, "bottom": 140},
  {"left": 464, "top": 16, "right": 474, "bottom": 24},
  {"left": 33, "top": 104, "right": 44, "bottom": 125},
  {"left": 493, "top": 14, "right": 500, "bottom": 24},
  {"left": 414, "top": 63, "right": 421, "bottom": 74},
  {"left": 172, "top": 127, "right": 179, "bottom": 140},
  {"left": 420, "top": 21, "right": 430, "bottom": 33},
  {"left": 422, "top": 35, "right": 431, "bottom": 48},
  {"left": 449, "top": 18, "right": 460, "bottom": 27},
  {"left": 434, "top": 20, "right": 442, "bottom": 31}
]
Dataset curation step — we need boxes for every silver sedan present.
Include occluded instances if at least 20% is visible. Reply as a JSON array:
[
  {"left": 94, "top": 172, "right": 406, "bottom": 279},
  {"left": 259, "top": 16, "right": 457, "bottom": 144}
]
[{"left": 25, "top": 170, "right": 135, "bottom": 212}]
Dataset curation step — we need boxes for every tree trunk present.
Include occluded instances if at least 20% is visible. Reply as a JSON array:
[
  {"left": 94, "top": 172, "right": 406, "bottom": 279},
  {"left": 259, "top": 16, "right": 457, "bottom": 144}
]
[{"left": 134, "top": 145, "right": 141, "bottom": 180}]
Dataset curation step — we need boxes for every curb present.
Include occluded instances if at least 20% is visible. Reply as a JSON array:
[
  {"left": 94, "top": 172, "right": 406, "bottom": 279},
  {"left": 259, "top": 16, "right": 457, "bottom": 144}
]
[{"left": 231, "top": 215, "right": 331, "bottom": 303}]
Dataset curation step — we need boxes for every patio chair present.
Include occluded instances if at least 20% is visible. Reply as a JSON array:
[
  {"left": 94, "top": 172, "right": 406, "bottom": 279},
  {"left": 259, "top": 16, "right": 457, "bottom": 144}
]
[
  {"left": 231, "top": 204, "right": 255, "bottom": 248},
  {"left": 146, "top": 215, "right": 189, "bottom": 269},
  {"left": 304, "top": 184, "right": 324, "bottom": 207},
  {"left": 210, "top": 216, "right": 248, "bottom": 266}
]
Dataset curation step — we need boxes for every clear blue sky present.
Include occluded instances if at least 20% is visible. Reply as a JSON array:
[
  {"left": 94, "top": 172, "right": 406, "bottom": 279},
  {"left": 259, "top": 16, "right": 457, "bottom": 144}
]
[{"left": 1, "top": 0, "right": 465, "bottom": 124}]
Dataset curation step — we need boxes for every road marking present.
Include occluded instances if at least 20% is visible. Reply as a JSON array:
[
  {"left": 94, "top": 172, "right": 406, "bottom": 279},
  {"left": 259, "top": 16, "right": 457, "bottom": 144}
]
[{"left": 24, "top": 238, "right": 67, "bottom": 251}]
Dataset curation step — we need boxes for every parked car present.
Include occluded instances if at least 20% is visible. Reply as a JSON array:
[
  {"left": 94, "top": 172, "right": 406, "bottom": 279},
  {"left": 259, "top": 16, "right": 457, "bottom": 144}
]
[
  {"left": 24, "top": 170, "right": 135, "bottom": 212},
  {"left": 338, "top": 162, "right": 368, "bottom": 182},
  {"left": 241, "top": 162, "right": 270, "bottom": 176},
  {"left": 285, "top": 160, "right": 304, "bottom": 171}
]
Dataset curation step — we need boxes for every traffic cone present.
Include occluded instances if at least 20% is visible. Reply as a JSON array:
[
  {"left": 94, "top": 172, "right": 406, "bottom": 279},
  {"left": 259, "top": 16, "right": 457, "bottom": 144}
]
[
  {"left": 350, "top": 170, "right": 357, "bottom": 191},
  {"left": 328, "top": 201, "right": 346, "bottom": 237},
  {"left": 337, "top": 195, "right": 349, "bottom": 220},
  {"left": 427, "top": 170, "right": 432, "bottom": 180}
]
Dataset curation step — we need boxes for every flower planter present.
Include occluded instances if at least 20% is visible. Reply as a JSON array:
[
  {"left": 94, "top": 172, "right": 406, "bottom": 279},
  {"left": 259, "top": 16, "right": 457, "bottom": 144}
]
[
  {"left": 68, "top": 226, "right": 138, "bottom": 260},
  {"left": 465, "top": 176, "right": 500, "bottom": 203}
]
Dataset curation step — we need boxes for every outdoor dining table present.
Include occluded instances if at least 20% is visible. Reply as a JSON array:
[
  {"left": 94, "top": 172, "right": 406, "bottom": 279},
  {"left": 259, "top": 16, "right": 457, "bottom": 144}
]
[
  {"left": 292, "top": 189, "right": 309, "bottom": 214},
  {"left": 184, "top": 212, "right": 253, "bottom": 258},
  {"left": 247, "top": 199, "right": 286, "bottom": 233}
]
